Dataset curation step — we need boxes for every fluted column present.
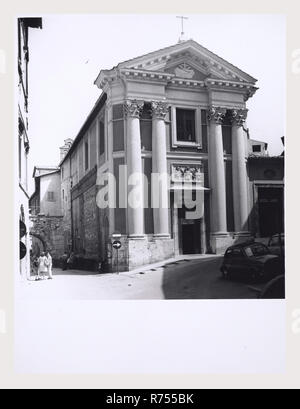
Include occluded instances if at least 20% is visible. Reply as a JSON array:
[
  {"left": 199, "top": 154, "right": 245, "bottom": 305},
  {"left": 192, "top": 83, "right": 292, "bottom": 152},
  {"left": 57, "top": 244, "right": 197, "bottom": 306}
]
[
  {"left": 151, "top": 101, "right": 170, "bottom": 238},
  {"left": 207, "top": 106, "right": 228, "bottom": 235},
  {"left": 231, "top": 109, "right": 250, "bottom": 236},
  {"left": 124, "top": 99, "right": 145, "bottom": 239}
]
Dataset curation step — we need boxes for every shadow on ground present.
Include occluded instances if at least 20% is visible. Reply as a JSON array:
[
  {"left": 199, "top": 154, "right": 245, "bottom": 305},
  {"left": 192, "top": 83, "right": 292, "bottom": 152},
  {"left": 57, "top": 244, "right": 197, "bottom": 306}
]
[
  {"left": 161, "top": 256, "right": 266, "bottom": 300},
  {"left": 53, "top": 269, "right": 101, "bottom": 277}
]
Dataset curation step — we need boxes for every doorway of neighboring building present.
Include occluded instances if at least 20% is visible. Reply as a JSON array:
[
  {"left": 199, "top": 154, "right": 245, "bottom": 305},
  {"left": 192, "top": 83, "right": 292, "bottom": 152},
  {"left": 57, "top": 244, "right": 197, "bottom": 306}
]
[{"left": 258, "top": 186, "right": 284, "bottom": 237}]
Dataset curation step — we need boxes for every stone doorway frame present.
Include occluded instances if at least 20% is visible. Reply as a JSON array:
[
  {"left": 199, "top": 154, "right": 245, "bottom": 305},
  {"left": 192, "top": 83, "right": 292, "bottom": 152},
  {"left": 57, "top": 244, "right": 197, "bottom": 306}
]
[{"left": 171, "top": 196, "right": 207, "bottom": 256}]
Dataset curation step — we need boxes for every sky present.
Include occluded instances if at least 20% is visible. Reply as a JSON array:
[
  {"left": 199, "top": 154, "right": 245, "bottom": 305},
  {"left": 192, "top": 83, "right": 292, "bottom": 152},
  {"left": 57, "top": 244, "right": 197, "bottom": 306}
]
[{"left": 26, "top": 14, "right": 286, "bottom": 194}]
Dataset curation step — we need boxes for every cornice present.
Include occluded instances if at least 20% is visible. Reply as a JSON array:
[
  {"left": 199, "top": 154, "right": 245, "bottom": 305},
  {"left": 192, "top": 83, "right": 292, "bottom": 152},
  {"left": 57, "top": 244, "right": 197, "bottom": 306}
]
[
  {"left": 96, "top": 68, "right": 258, "bottom": 105},
  {"left": 120, "top": 68, "right": 174, "bottom": 83},
  {"left": 205, "top": 78, "right": 258, "bottom": 102},
  {"left": 98, "top": 69, "right": 257, "bottom": 97}
]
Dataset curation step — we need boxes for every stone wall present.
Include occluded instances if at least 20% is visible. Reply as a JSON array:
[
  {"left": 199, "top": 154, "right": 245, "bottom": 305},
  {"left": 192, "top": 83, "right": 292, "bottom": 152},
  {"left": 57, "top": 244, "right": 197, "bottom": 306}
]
[
  {"left": 30, "top": 215, "right": 65, "bottom": 265},
  {"left": 66, "top": 167, "right": 102, "bottom": 270},
  {"left": 83, "top": 185, "right": 98, "bottom": 258},
  {"left": 108, "top": 235, "right": 175, "bottom": 272}
]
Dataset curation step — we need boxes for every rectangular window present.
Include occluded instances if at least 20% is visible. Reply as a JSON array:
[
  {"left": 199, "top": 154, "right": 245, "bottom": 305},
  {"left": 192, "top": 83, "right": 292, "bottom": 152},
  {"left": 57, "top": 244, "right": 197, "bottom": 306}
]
[
  {"left": 253, "top": 145, "right": 262, "bottom": 153},
  {"left": 85, "top": 140, "right": 89, "bottom": 171},
  {"left": 99, "top": 120, "right": 105, "bottom": 156},
  {"left": 47, "top": 191, "right": 55, "bottom": 202},
  {"left": 176, "top": 109, "right": 196, "bottom": 142},
  {"left": 232, "top": 248, "right": 243, "bottom": 258},
  {"left": 112, "top": 104, "right": 124, "bottom": 152}
]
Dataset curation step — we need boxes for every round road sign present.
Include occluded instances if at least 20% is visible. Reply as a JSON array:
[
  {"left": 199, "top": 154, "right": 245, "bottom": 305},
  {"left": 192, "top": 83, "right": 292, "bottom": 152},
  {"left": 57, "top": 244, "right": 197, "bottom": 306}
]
[
  {"left": 20, "top": 242, "right": 27, "bottom": 260},
  {"left": 112, "top": 240, "right": 122, "bottom": 250}
]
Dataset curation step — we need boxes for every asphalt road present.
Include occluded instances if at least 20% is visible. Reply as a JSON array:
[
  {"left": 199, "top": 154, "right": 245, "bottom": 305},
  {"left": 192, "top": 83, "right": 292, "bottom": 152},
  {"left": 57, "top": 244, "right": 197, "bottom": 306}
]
[
  {"left": 17, "top": 256, "right": 264, "bottom": 300},
  {"left": 161, "top": 257, "right": 264, "bottom": 299}
]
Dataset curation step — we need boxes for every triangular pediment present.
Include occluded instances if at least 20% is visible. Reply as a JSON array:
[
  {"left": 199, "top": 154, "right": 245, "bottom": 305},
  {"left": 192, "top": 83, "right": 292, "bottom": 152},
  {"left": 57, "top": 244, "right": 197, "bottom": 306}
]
[
  {"left": 162, "top": 58, "right": 212, "bottom": 81},
  {"left": 164, "top": 61, "right": 209, "bottom": 81},
  {"left": 117, "top": 39, "right": 257, "bottom": 84}
]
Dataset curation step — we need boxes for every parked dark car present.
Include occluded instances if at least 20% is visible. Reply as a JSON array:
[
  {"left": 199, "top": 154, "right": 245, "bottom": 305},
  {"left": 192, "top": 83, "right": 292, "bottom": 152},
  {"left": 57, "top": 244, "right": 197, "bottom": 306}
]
[
  {"left": 221, "top": 241, "right": 282, "bottom": 282},
  {"left": 268, "top": 233, "right": 285, "bottom": 256}
]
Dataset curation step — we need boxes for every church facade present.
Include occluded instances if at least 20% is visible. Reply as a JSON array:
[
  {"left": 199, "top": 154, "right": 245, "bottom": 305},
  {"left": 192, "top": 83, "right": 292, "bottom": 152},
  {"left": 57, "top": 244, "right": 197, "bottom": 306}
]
[{"left": 60, "top": 39, "right": 265, "bottom": 271}]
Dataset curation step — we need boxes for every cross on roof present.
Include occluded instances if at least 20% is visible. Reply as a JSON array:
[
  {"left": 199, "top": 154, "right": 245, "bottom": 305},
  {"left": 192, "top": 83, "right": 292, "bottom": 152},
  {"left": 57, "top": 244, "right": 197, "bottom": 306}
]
[{"left": 176, "top": 16, "right": 189, "bottom": 37}]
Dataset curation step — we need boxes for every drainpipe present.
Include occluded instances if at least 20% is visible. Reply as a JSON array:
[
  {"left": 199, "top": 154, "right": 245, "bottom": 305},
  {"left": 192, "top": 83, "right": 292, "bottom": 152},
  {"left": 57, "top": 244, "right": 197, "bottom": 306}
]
[{"left": 70, "top": 157, "right": 74, "bottom": 252}]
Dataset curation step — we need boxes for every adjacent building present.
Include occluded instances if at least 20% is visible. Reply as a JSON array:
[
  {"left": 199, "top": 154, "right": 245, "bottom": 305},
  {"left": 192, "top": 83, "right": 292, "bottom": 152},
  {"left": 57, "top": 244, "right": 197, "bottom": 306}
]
[
  {"left": 29, "top": 142, "right": 73, "bottom": 266},
  {"left": 248, "top": 155, "right": 284, "bottom": 238},
  {"left": 18, "top": 17, "right": 42, "bottom": 279},
  {"left": 30, "top": 166, "right": 62, "bottom": 217}
]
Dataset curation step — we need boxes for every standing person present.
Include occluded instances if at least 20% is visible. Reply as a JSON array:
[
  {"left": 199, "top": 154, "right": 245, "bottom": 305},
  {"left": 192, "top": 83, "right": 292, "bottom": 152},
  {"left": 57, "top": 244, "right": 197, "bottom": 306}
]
[
  {"left": 37, "top": 252, "right": 49, "bottom": 280},
  {"left": 33, "top": 254, "right": 40, "bottom": 279},
  {"left": 67, "top": 252, "right": 75, "bottom": 270},
  {"left": 61, "top": 252, "right": 68, "bottom": 271},
  {"left": 46, "top": 251, "right": 53, "bottom": 279}
]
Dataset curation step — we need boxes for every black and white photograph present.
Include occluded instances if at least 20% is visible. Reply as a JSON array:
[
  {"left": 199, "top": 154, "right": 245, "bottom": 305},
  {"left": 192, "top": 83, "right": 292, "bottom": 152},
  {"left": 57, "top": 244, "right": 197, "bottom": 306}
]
[
  {"left": 17, "top": 14, "right": 285, "bottom": 301},
  {"left": 12, "top": 12, "right": 290, "bottom": 377},
  {"left": 2, "top": 0, "right": 300, "bottom": 389}
]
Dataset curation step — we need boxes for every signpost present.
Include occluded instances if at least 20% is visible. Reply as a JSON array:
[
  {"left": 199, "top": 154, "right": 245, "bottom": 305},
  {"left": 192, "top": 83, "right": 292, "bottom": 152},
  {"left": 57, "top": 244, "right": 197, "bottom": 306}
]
[
  {"left": 20, "top": 221, "right": 27, "bottom": 261},
  {"left": 112, "top": 240, "right": 122, "bottom": 274}
]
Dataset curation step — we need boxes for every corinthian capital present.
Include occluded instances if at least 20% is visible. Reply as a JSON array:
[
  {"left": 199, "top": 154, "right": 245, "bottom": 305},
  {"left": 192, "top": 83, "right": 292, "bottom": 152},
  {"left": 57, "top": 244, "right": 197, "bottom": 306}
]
[
  {"left": 151, "top": 101, "right": 169, "bottom": 120},
  {"left": 231, "top": 109, "right": 248, "bottom": 127},
  {"left": 124, "top": 100, "right": 144, "bottom": 118},
  {"left": 207, "top": 106, "right": 227, "bottom": 124}
]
